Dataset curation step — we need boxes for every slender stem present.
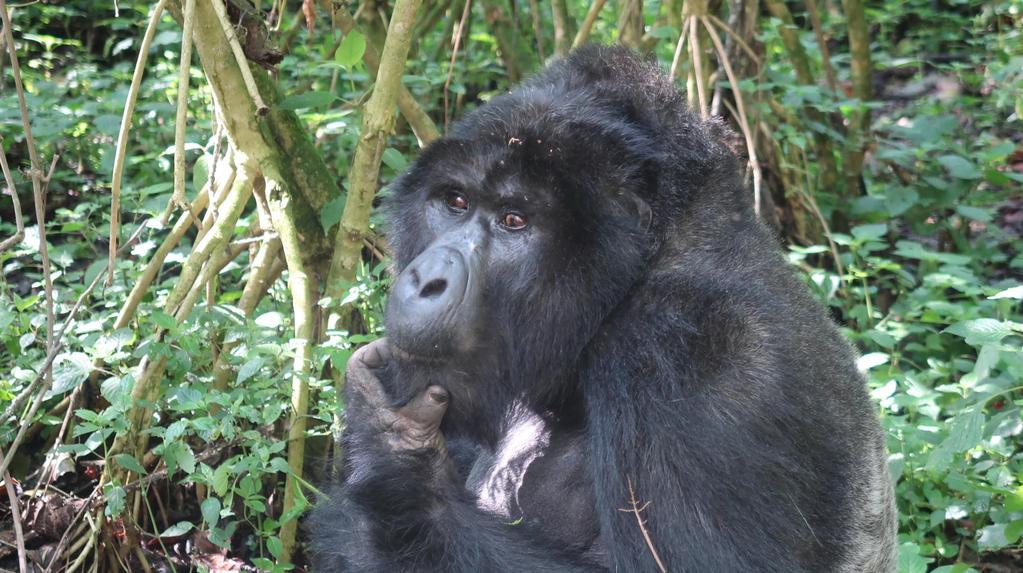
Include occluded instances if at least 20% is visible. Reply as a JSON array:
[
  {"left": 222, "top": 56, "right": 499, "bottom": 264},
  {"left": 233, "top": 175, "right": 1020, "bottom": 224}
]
[
  {"left": 113, "top": 177, "right": 216, "bottom": 329},
  {"left": 270, "top": 172, "right": 317, "bottom": 563},
  {"left": 0, "top": 0, "right": 54, "bottom": 407},
  {"left": 0, "top": 268, "right": 108, "bottom": 476},
  {"left": 528, "top": 0, "right": 545, "bottom": 61},
  {"left": 689, "top": 17, "right": 708, "bottom": 116},
  {"left": 332, "top": 7, "right": 440, "bottom": 146},
  {"left": 444, "top": 0, "right": 471, "bottom": 133},
  {"left": 701, "top": 16, "right": 762, "bottom": 215},
  {"left": 669, "top": 15, "right": 690, "bottom": 80},
  {"left": 1, "top": 447, "right": 27, "bottom": 573},
  {"left": 572, "top": 0, "right": 607, "bottom": 49},
  {"left": 804, "top": 0, "right": 837, "bottom": 92},
  {"left": 173, "top": 0, "right": 196, "bottom": 210},
  {"left": 327, "top": 0, "right": 423, "bottom": 297},
  {"left": 707, "top": 14, "right": 759, "bottom": 66},
  {"left": 109, "top": 0, "right": 168, "bottom": 284},
  {"left": 550, "top": 0, "right": 573, "bottom": 57},
  {"left": 0, "top": 136, "right": 25, "bottom": 254},
  {"left": 209, "top": 0, "right": 269, "bottom": 115}
]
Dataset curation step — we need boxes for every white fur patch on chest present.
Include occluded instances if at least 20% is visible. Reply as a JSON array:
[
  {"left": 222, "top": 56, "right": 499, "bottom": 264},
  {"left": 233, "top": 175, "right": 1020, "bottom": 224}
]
[{"left": 474, "top": 404, "right": 551, "bottom": 518}]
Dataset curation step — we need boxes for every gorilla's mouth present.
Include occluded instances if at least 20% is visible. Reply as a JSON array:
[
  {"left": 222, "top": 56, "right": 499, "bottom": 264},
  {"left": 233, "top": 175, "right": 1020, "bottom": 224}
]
[{"left": 388, "top": 340, "right": 447, "bottom": 365}]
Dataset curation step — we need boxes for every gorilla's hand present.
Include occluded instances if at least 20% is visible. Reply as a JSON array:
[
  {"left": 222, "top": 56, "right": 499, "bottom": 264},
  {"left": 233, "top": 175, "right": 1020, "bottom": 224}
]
[{"left": 345, "top": 338, "right": 450, "bottom": 456}]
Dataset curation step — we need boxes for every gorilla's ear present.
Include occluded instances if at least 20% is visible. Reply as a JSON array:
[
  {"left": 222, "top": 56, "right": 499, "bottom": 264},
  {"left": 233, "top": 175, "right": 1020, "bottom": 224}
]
[
  {"left": 610, "top": 189, "right": 652, "bottom": 232},
  {"left": 625, "top": 191, "right": 652, "bottom": 231}
]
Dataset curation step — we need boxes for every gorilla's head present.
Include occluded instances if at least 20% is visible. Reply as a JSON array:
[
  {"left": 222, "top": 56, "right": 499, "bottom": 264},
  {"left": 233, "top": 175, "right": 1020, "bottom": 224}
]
[{"left": 380, "top": 47, "right": 735, "bottom": 441}]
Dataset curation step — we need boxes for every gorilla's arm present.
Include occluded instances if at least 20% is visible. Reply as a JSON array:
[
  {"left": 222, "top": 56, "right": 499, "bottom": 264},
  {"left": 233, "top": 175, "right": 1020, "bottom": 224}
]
[
  {"left": 581, "top": 291, "right": 824, "bottom": 572},
  {"left": 308, "top": 340, "right": 603, "bottom": 573}
]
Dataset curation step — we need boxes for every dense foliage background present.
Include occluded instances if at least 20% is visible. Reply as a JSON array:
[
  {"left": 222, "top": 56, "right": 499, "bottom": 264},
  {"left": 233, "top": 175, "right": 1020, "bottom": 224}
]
[{"left": 0, "top": 0, "right": 1020, "bottom": 571}]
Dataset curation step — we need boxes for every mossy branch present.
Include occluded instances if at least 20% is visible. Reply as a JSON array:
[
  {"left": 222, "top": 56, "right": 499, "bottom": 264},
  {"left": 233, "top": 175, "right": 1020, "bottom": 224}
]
[
  {"left": 573, "top": 0, "right": 608, "bottom": 49},
  {"left": 326, "top": 0, "right": 423, "bottom": 298},
  {"left": 172, "top": 0, "right": 339, "bottom": 267},
  {"left": 551, "top": 0, "right": 575, "bottom": 57},
  {"left": 267, "top": 172, "right": 317, "bottom": 563},
  {"left": 842, "top": 0, "right": 872, "bottom": 192}
]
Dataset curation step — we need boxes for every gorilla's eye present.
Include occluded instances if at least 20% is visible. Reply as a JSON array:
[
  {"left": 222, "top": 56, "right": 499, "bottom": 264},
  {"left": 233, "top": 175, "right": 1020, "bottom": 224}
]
[
  {"left": 445, "top": 192, "right": 469, "bottom": 213},
  {"left": 501, "top": 212, "right": 528, "bottom": 230}
]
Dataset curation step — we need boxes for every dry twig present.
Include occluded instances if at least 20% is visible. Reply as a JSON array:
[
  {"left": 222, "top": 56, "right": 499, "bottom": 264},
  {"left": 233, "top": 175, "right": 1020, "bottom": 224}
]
[
  {"left": 0, "top": 447, "right": 27, "bottom": 573},
  {"left": 618, "top": 476, "right": 668, "bottom": 573},
  {"left": 443, "top": 0, "right": 471, "bottom": 133},
  {"left": 701, "top": 16, "right": 762, "bottom": 215},
  {"left": 0, "top": 136, "right": 25, "bottom": 254}
]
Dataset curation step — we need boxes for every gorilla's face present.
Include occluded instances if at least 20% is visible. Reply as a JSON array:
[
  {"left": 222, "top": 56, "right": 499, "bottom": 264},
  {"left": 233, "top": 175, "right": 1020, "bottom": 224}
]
[
  {"left": 385, "top": 136, "right": 576, "bottom": 356},
  {"left": 383, "top": 100, "right": 661, "bottom": 434}
]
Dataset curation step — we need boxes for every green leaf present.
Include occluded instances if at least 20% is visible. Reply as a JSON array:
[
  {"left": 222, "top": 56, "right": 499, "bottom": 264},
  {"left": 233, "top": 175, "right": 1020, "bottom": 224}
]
[
  {"left": 335, "top": 32, "right": 366, "bottom": 67},
  {"left": 178, "top": 445, "right": 196, "bottom": 474},
  {"left": 105, "top": 484, "right": 126, "bottom": 517},
  {"left": 989, "top": 285, "right": 1023, "bottom": 299},
  {"left": 47, "top": 353, "right": 94, "bottom": 398},
  {"left": 193, "top": 154, "right": 211, "bottom": 192},
  {"left": 648, "top": 25, "right": 679, "bottom": 39},
  {"left": 164, "top": 419, "right": 189, "bottom": 443},
  {"left": 978, "top": 523, "right": 1010, "bottom": 549},
  {"left": 94, "top": 328, "right": 134, "bottom": 359},
  {"left": 319, "top": 193, "right": 347, "bottom": 233},
  {"left": 857, "top": 352, "right": 889, "bottom": 371},
  {"left": 269, "top": 456, "right": 291, "bottom": 474},
  {"left": 212, "top": 463, "right": 231, "bottom": 497},
  {"left": 382, "top": 147, "right": 408, "bottom": 172},
  {"left": 955, "top": 205, "right": 992, "bottom": 222},
  {"left": 278, "top": 91, "right": 338, "bottom": 111},
  {"left": 151, "top": 311, "right": 178, "bottom": 330},
  {"left": 255, "top": 312, "right": 285, "bottom": 329},
  {"left": 944, "top": 318, "right": 1021, "bottom": 345},
  {"left": 160, "top": 521, "right": 195, "bottom": 538},
  {"left": 944, "top": 408, "right": 985, "bottom": 452},
  {"left": 1006, "top": 487, "right": 1023, "bottom": 512},
  {"left": 209, "top": 521, "right": 237, "bottom": 548},
  {"left": 894, "top": 241, "right": 971, "bottom": 265},
  {"left": 201, "top": 497, "right": 221, "bottom": 528},
  {"left": 113, "top": 453, "right": 147, "bottom": 475},
  {"left": 897, "top": 542, "right": 931, "bottom": 573},
  {"left": 1006, "top": 519, "right": 1023, "bottom": 544},
  {"left": 236, "top": 357, "right": 264, "bottom": 385},
  {"left": 926, "top": 409, "right": 985, "bottom": 472},
  {"left": 164, "top": 441, "right": 196, "bottom": 477},
  {"left": 931, "top": 565, "right": 977, "bottom": 573},
  {"left": 851, "top": 223, "right": 887, "bottom": 242},
  {"left": 267, "top": 535, "right": 283, "bottom": 559},
  {"left": 937, "top": 154, "right": 982, "bottom": 179}
]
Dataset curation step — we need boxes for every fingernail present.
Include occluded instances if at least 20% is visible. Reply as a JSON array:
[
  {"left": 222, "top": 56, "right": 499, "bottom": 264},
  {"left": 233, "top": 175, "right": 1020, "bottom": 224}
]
[{"left": 429, "top": 390, "right": 448, "bottom": 404}]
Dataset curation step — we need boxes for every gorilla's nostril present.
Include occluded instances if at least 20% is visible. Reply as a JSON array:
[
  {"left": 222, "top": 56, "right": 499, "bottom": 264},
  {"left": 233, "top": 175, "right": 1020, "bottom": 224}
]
[{"left": 419, "top": 279, "right": 448, "bottom": 299}]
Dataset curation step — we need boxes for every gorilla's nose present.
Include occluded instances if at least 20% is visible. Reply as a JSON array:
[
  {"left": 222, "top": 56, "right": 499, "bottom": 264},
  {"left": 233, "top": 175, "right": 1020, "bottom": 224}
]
[{"left": 390, "top": 246, "right": 469, "bottom": 331}]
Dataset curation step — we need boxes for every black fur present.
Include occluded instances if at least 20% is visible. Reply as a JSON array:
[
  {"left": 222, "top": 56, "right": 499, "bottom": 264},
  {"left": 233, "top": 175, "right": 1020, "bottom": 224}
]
[{"left": 308, "top": 45, "right": 896, "bottom": 572}]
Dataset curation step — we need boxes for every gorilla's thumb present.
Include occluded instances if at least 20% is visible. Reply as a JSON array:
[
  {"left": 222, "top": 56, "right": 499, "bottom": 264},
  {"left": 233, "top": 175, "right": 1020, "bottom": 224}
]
[{"left": 401, "top": 385, "right": 449, "bottom": 428}]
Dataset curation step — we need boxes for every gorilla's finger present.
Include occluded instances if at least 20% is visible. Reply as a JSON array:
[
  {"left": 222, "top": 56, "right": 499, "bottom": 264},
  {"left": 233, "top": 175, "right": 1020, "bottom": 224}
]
[
  {"left": 354, "top": 338, "right": 393, "bottom": 369},
  {"left": 346, "top": 342, "right": 391, "bottom": 409},
  {"left": 398, "top": 385, "right": 449, "bottom": 428}
]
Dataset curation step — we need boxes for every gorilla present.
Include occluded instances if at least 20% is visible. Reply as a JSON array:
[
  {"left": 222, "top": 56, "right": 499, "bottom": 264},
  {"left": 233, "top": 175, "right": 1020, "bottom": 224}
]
[{"left": 308, "top": 45, "right": 896, "bottom": 572}]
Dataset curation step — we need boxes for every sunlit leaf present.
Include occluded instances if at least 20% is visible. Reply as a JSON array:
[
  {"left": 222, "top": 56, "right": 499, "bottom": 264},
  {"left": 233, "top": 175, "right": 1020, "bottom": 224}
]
[{"left": 335, "top": 31, "right": 366, "bottom": 67}]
